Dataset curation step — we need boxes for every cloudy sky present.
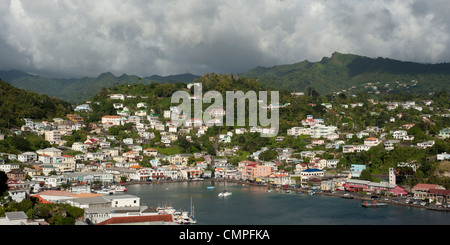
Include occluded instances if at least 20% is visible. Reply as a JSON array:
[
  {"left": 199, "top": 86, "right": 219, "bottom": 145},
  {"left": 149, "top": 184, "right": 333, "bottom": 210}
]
[{"left": 0, "top": 0, "right": 449, "bottom": 78}]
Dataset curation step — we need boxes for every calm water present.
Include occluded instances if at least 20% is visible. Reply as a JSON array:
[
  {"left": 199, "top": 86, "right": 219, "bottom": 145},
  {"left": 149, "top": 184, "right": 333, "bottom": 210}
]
[{"left": 125, "top": 181, "right": 450, "bottom": 225}]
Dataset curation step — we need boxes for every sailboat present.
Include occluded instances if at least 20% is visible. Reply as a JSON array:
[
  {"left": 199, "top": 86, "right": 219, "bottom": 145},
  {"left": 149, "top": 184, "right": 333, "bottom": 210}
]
[{"left": 218, "top": 181, "right": 232, "bottom": 197}]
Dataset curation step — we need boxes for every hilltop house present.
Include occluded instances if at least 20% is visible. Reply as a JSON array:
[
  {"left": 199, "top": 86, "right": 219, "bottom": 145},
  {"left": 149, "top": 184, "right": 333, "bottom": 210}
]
[{"left": 102, "top": 115, "right": 122, "bottom": 126}]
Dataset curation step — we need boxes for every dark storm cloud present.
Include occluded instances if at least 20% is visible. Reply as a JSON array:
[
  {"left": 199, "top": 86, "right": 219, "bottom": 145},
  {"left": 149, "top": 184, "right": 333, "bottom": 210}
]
[{"left": 0, "top": 0, "right": 449, "bottom": 78}]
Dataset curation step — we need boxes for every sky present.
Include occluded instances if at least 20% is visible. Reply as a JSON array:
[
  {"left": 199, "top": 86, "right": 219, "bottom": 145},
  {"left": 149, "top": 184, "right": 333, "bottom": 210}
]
[{"left": 0, "top": 0, "right": 449, "bottom": 78}]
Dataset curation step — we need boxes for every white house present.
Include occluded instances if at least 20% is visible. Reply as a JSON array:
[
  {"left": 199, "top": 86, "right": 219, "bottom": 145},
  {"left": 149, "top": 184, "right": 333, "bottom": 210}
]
[
  {"left": 0, "top": 163, "right": 20, "bottom": 173},
  {"left": 143, "top": 148, "right": 158, "bottom": 157},
  {"left": 110, "top": 94, "right": 125, "bottom": 100},
  {"left": 437, "top": 152, "right": 450, "bottom": 161},
  {"left": 287, "top": 127, "right": 310, "bottom": 137},
  {"left": 309, "top": 124, "right": 337, "bottom": 139},
  {"left": 18, "top": 152, "right": 37, "bottom": 163},
  {"left": 392, "top": 130, "right": 408, "bottom": 140},
  {"left": 417, "top": 140, "right": 435, "bottom": 149},
  {"left": 102, "top": 116, "right": 122, "bottom": 126},
  {"left": 364, "top": 137, "right": 380, "bottom": 146}
]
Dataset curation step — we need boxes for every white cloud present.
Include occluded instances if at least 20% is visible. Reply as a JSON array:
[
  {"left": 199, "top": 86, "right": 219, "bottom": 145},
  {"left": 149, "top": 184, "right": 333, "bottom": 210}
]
[{"left": 0, "top": 0, "right": 449, "bottom": 78}]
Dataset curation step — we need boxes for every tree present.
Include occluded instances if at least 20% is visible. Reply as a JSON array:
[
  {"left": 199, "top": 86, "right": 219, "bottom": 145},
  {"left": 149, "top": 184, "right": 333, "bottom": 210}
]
[
  {"left": 259, "top": 149, "right": 278, "bottom": 161},
  {"left": 359, "top": 169, "right": 373, "bottom": 181}
]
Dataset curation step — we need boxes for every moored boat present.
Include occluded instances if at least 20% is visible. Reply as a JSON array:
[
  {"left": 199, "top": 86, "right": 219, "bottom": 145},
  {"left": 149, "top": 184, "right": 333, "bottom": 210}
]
[
  {"left": 110, "top": 185, "right": 127, "bottom": 192},
  {"left": 218, "top": 190, "right": 232, "bottom": 197},
  {"left": 361, "top": 200, "right": 387, "bottom": 208},
  {"left": 96, "top": 187, "right": 114, "bottom": 195}
]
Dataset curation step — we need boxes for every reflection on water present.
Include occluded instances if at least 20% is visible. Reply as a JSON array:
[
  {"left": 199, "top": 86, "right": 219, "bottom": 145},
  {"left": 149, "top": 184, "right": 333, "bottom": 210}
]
[{"left": 125, "top": 181, "right": 450, "bottom": 225}]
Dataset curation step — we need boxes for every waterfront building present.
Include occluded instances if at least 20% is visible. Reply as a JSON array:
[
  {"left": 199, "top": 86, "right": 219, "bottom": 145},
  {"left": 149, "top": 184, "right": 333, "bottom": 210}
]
[
  {"left": 244, "top": 163, "right": 272, "bottom": 180},
  {"left": 343, "top": 179, "right": 407, "bottom": 196},
  {"left": 412, "top": 183, "right": 446, "bottom": 200},
  {"left": 300, "top": 168, "right": 324, "bottom": 188}
]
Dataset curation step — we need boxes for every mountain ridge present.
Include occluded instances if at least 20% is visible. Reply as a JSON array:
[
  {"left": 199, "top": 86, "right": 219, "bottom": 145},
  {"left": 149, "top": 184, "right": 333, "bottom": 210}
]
[
  {"left": 1, "top": 52, "right": 450, "bottom": 104},
  {"left": 241, "top": 52, "right": 450, "bottom": 95},
  {"left": 0, "top": 70, "right": 200, "bottom": 104}
]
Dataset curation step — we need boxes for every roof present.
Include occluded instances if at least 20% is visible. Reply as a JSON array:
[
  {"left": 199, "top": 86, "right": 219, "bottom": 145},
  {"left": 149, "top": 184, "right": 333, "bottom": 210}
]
[
  {"left": 365, "top": 137, "right": 378, "bottom": 140},
  {"left": 70, "top": 196, "right": 110, "bottom": 205},
  {"left": 95, "top": 214, "right": 174, "bottom": 225},
  {"left": 428, "top": 189, "right": 450, "bottom": 196},
  {"left": 72, "top": 193, "right": 104, "bottom": 198},
  {"left": 5, "top": 211, "right": 28, "bottom": 220},
  {"left": 36, "top": 190, "right": 77, "bottom": 196},
  {"left": 42, "top": 147, "right": 62, "bottom": 152},
  {"left": 302, "top": 168, "right": 324, "bottom": 173},
  {"left": 413, "top": 183, "right": 439, "bottom": 191},
  {"left": 30, "top": 195, "right": 53, "bottom": 204}
]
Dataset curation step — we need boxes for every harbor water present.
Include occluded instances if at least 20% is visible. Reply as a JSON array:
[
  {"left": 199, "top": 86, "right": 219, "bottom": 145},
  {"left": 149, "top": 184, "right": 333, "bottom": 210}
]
[{"left": 125, "top": 181, "right": 450, "bottom": 225}]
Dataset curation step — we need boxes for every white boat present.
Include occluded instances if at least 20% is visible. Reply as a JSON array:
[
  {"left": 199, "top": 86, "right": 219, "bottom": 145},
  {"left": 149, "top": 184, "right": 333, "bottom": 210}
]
[
  {"left": 156, "top": 206, "right": 177, "bottom": 214},
  {"left": 218, "top": 190, "right": 232, "bottom": 197},
  {"left": 110, "top": 185, "right": 127, "bottom": 192},
  {"left": 96, "top": 185, "right": 127, "bottom": 195},
  {"left": 174, "top": 211, "right": 197, "bottom": 224},
  {"left": 218, "top": 181, "right": 232, "bottom": 197},
  {"left": 96, "top": 187, "right": 114, "bottom": 195},
  {"left": 160, "top": 198, "right": 197, "bottom": 224}
]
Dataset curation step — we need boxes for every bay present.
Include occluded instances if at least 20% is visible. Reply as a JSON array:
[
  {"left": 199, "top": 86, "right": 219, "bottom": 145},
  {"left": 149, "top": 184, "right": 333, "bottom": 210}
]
[{"left": 125, "top": 181, "right": 450, "bottom": 225}]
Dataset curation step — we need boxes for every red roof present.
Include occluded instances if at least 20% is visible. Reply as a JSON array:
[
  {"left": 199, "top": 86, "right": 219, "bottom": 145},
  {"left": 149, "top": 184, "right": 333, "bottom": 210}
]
[
  {"left": 429, "top": 189, "right": 450, "bottom": 196},
  {"left": 96, "top": 214, "right": 174, "bottom": 225},
  {"left": 413, "top": 183, "right": 439, "bottom": 191},
  {"left": 30, "top": 195, "right": 53, "bottom": 204}
]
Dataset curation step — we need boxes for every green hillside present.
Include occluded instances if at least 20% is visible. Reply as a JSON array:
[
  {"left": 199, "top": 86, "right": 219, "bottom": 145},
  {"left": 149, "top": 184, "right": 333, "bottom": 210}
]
[
  {"left": 0, "top": 79, "right": 73, "bottom": 129},
  {"left": 0, "top": 70, "right": 200, "bottom": 104},
  {"left": 241, "top": 52, "right": 450, "bottom": 95},
  {"left": 2, "top": 52, "right": 450, "bottom": 104}
]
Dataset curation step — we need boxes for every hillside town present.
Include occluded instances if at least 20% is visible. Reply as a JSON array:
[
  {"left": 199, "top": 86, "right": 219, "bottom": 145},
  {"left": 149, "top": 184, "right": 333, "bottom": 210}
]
[{"left": 1, "top": 82, "right": 449, "bottom": 225}]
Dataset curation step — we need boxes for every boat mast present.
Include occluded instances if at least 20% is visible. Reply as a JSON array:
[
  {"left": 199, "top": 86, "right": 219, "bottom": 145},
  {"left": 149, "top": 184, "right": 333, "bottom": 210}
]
[{"left": 190, "top": 197, "right": 194, "bottom": 217}]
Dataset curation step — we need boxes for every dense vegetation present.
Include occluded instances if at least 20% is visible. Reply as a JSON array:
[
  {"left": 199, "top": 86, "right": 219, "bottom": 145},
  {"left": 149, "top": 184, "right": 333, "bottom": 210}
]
[
  {"left": 0, "top": 70, "right": 199, "bottom": 104},
  {"left": 0, "top": 80, "right": 73, "bottom": 130},
  {"left": 242, "top": 52, "right": 450, "bottom": 96},
  {"left": 2, "top": 52, "right": 450, "bottom": 104}
]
